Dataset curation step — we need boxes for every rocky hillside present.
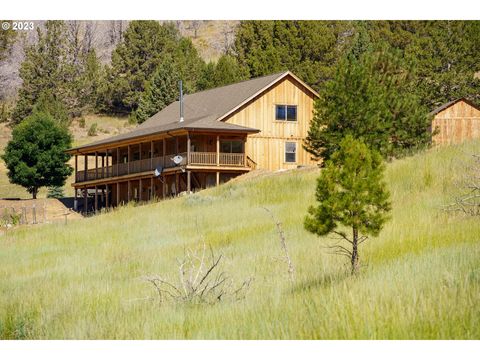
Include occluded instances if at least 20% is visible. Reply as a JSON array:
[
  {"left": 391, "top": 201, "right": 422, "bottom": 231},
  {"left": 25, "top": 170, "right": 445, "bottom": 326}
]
[{"left": 0, "top": 20, "right": 239, "bottom": 99}]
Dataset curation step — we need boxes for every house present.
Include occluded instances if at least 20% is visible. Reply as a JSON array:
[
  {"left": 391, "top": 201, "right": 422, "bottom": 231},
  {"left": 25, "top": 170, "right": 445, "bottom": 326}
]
[
  {"left": 431, "top": 97, "right": 480, "bottom": 145},
  {"left": 67, "top": 71, "right": 319, "bottom": 213}
]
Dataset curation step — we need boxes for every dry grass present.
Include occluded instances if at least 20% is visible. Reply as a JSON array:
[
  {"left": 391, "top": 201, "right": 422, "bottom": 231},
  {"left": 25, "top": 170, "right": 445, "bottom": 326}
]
[{"left": 0, "top": 140, "right": 479, "bottom": 339}]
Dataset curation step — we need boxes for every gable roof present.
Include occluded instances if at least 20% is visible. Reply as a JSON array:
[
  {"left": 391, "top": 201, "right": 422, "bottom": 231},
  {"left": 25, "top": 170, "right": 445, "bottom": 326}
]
[
  {"left": 430, "top": 97, "right": 480, "bottom": 116},
  {"left": 68, "top": 71, "right": 318, "bottom": 153}
]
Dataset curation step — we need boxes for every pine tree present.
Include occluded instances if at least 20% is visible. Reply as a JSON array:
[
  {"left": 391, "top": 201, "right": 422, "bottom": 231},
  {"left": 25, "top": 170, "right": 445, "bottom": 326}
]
[
  {"left": 197, "top": 62, "right": 217, "bottom": 91},
  {"left": 1, "top": 111, "right": 73, "bottom": 199},
  {"left": 234, "top": 21, "right": 354, "bottom": 91},
  {"left": 304, "top": 135, "right": 391, "bottom": 274},
  {"left": 304, "top": 44, "right": 431, "bottom": 161},
  {"left": 213, "top": 55, "right": 249, "bottom": 87},
  {"left": 31, "top": 91, "right": 69, "bottom": 127},
  {"left": 131, "top": 58, "right": 180, "bottom": 124},
  {"left": 12, "top": 21, "right": 69, "bottom": 125},
  {"left": 105, "top": 21, "right": 178, "bottom": 112}
]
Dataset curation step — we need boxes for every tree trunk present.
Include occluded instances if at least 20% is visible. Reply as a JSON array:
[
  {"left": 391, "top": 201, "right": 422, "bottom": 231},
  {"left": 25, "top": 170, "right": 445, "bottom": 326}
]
[
  {"left": 32, "top": 188, "right": 38, "bottom": 199},
  {"left": 351, "top": 226, "right": 359, "bottom": 275}
]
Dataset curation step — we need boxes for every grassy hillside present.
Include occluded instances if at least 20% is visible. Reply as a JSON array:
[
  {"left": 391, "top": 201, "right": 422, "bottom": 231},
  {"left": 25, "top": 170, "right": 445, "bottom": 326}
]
[{"left": 0, "top": 141, "right": 479, "bottom": 339}]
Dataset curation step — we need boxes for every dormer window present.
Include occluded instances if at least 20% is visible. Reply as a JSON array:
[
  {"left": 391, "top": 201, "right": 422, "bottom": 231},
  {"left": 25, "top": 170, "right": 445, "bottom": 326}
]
[{"left": 275, "top": 105, "right": 297, "bottom": 121}]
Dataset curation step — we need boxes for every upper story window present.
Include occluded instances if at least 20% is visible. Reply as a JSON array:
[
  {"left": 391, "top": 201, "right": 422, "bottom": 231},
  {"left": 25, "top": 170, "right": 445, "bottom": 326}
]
[
  {"left": 275, "top": 105, "right": 297, "bottom": 121},
  {"left": 220, "top": 140, "right": 243, "bottom": 153}
]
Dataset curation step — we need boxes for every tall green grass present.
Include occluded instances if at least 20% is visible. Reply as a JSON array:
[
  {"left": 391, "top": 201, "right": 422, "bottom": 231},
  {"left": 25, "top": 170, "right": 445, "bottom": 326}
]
[{"left": 0, "top": 141, "right": 479, "bottom": 339}]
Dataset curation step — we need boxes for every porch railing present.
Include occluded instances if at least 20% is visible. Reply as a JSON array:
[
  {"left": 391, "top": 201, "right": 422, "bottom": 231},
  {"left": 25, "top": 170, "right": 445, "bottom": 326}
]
[{"left": 76, "top": 152, "right": 247, "bottom": 183}]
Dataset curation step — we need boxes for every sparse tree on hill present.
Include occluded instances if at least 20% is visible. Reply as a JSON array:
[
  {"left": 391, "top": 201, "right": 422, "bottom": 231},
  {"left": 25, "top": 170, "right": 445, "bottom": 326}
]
[
  {"left": 304, "top": 135, "right": 391, "bottom": 274},
  {"left": 1, "top": 111, "right": 73, "bottom": 199},
  {"left": 12, "top": 21, "right": 69, "bottom": 125}
]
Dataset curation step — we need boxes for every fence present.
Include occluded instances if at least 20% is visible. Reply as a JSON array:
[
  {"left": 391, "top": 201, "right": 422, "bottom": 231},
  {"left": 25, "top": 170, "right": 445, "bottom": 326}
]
[{"left": 1, "top": 203, "right": 47, "bottom": 226}]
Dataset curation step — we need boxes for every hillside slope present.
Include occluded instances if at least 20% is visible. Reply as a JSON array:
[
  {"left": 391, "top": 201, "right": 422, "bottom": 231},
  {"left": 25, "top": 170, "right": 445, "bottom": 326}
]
[{"left": 0, "top": 141, "right": 479, "bottom": 339}]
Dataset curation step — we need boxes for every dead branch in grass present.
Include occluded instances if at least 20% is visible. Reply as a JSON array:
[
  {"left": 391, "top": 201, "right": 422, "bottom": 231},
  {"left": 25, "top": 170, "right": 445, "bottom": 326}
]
[{"left": 262, "top": 207, "right": 295, "bottom": 282}]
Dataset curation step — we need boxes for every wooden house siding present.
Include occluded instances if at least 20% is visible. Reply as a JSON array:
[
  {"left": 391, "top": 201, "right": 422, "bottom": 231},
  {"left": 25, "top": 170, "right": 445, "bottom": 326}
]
[
  {"left": 225, "top": 76, "right": 317, "bottom": 170},
  {"left": 432, "top": 100, "right": 480, "bottom": 145}
]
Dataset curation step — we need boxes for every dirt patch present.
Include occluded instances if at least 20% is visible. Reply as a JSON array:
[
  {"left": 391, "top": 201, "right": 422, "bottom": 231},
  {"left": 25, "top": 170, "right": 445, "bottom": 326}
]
[{"left": 0, "top": 198, "right": 82, "bottom": 224}]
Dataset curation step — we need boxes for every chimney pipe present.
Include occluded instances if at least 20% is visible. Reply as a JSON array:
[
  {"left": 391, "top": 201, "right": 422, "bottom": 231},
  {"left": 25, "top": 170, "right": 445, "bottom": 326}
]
[{"left": 179, "top": 80, "right": 184, "bottom": 123}]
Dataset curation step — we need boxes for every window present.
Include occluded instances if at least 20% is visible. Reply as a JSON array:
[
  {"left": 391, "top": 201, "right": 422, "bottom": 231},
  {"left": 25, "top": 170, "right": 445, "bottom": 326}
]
[
  {"left": 275, "top": 105, "right": 297, "bottom": 121},
  {"left": 285, "top": 142, "right": 296, "bottom": 163},
  {"left": 220, "top": 140, "right": 243, "bottom": 153}
]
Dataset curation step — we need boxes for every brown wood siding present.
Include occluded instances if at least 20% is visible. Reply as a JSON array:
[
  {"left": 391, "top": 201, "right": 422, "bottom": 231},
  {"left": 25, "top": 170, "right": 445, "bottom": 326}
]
[
  {"left": 224, "top": 76, "right": 317, "bottom": 170},
  {"left": 432, "top": 100, "right": 480, "bottom": 145}
]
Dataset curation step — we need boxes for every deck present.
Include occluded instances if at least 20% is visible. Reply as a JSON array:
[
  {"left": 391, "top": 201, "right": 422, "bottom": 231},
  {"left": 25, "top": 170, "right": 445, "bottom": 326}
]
[{"left": 75, "top": 152, "right": 250, "bottom": 184}]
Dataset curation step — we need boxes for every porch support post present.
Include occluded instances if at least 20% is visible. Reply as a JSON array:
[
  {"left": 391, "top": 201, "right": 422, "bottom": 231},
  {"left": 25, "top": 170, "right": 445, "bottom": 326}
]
[
  {"left": 74, "top": 155, "right": 78, "bottom": 182},
  {"left": 175, "top": 172, "right": 179, "bottom": 195},
  {"left": 187, "top": 132, "right": 191, "bottom": 165},
  {"left": 84, "top": 154, "right": 88, "bottom": 180},
  {"left": 216, "top": 135, "right": 220, "bottom": 166},
  {"left": 139, "top": 178, "right": 143, "bottom": 202},
  {"left": 163, "top": 138, "right": 166, "bottom": 167},
  {"left": 127, "top": 180, "right": 131, "bottom": 202},
  {"left": 116, "top": 148, "right": 120, "bottom": 176},
  {"left": 187, "top": 171, "right": 191, "bottom": 193},
  {"left": 116, "top": 182, "right": 120, "bottom": 206},
  {"left": 94, "top": 185, "right": 98, "bottom": 214},
  {"left": 101, "top": 154, "right": 105, "bottom": 178},
  {"left": 163, "top": 176, "right": 166, "bottom": 199},
  {"left": 244, "top": 137, "right": 247, "bottom": 167},
  {"left": 127, "top": 145, "right": 131, "bottom": 174},
  {"left": 95, "top": 152, "right": 98, "bottom": 179},
  {"left": 106, "top": 184, "right": 109, "bottom": 208},
  {"left": 83, "top": 186, "right": 88, "bottom": 214},
  {"left": 150, "top": 177, "right": 154, "bottom": 201},
  {"left": 150, "top": 141, "right": 154, "bottom": 169},
  {"left": 216, "top": 171, "right": 220, "bottom": 186},
  {"left": 74, "top": 187, "right": 78, "bottom": 211}
]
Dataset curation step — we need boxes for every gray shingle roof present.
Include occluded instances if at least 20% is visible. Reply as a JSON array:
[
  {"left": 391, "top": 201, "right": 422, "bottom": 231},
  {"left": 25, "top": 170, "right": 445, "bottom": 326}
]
[{"left": 69, "top": 71, "right": 299, "bottom": 153}]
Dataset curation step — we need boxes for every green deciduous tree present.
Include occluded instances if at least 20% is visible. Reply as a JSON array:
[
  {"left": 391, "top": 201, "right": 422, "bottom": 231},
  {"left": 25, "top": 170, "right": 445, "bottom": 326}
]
[
  {"left": 131, "top": 57, "right": 180, "bottom": 124},
  {"left": 304, "top": 44, "right": 431, "bottom": 161},
  {"left": 1, "top": 111, "right": 73, "bottom": 199},
  {"left": 304, "top": 135, "right": 391, "bottom": 274}
]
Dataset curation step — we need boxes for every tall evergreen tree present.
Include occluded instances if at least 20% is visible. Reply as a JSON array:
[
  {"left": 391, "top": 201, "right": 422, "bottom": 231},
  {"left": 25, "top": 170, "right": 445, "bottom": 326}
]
[
  {"left": 105, "top": 21, "right": 178, "bottom": 112},
  {"left": 304, "top": 44, "right": 431, "bottom": 161},
  {"left": 131, "top": 57, "right": 180, "bottom": 124},
  {"left": 12, "top": 21, "right": 69, "bottom": 124},
  {"left": 234, "top": 21, "right": 354, "bottom": 91},
  {"left": 31, "top": 91, "right": 69, "bottom": 127}
]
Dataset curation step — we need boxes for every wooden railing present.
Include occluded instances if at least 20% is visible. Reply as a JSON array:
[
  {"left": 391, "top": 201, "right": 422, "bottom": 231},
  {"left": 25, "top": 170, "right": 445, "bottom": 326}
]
[
  {"left": 76, "top": 152, "right": 250, "bottom": 183},
  {"left": 189, "top": 152, "right": 217, "bottom": 165},
  {"left": 220, "top": 153, "right": 245, "bottom": 166}
]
